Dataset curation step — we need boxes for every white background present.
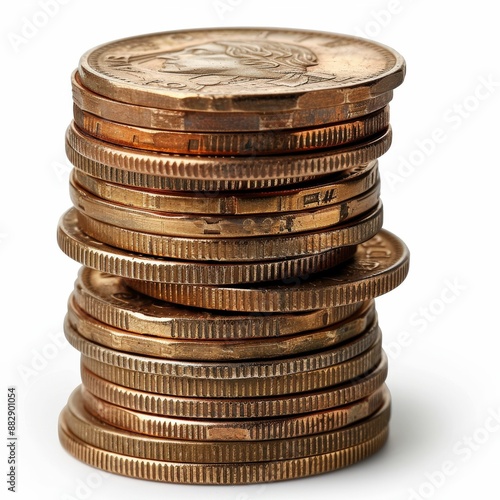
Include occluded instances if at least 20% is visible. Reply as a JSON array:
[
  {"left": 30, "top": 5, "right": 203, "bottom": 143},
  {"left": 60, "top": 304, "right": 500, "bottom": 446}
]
[{"left": 1, "top": 1, "right": 499, "bottom": 499}]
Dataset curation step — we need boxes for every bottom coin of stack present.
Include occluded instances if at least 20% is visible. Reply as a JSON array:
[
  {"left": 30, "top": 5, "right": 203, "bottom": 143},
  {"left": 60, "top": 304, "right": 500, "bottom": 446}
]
[{"left": 57, "top": 267, "right": 397, "bottom": 484}]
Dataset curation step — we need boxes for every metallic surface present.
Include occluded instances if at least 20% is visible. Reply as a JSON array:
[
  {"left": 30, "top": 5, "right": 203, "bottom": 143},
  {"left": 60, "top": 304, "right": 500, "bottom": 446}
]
[
  {"left": 69, "top": 175, "right": 380, "bottom": 238},
  {"left": 73, "top": 104, "right": 390, "bottom": 155},
  {"left": 79, "top": 353, "right": 388, "bottom": 418},
  {"left": 72, "top": 161, "right": 379, "bottom": 215},
  {"left": 75, "top": 203, "right": 383, "bottom": 261},
  {"left": 127, "top": 230, "right": 410, "bottom": 312},
  {"left": 66, "top": 122, "right": 391, "bottom": 187},
  {"left": 78, "top": 28, "right": 404, "bottom": 111},
  {"left": 81, "top": 384, "right": 388, "bottom": 441},
  {"left": 72, "top": 70, "right": 394, "bottom": 132},
  {"left": 73, "top": 268, "right": 367, "bottom": 340},
  {"left": 58, "top": 210, "right": 356, "bottom": 284},
  {"left": 68, "top": 294, "right": 377, "bottom": 360},
  {"left": 62, "top": 387, "right": 390, "bottom": 462}
]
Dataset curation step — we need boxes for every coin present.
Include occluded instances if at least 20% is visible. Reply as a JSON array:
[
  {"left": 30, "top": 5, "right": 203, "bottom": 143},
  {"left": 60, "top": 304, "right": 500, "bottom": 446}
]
[
  {"left": 69, "top": 174, "right": 380, "bottom": 238},
  {"left": 65, "top": 312, "right": 380, "bottom": 379},
  {"left": 78, "top": 28, "right": 405, "bottom": 112},
  {"left": 72, "top": 161, "right": 379, "bottom": 215},
  {"left": 80, "top": 340, "right": 381, "bottom": 398},
  {"left": 73, "top": 70, "right": 394, "bottom": 132},
  {"left": 62, "top": 387, "right": 390, "bottom": 462},
  {"left": 58, "top": 210, "right": 356, "bottom": 284},
  {"left": 74, "top": 268, "right": 366, "bottom": 340},
  {"left": 73, "top": 104, "right": 390, "bottom": 155},
  {"left": 81, "top": 384, "right": 388, "bottom": 441},
  {"left": 127, "top": 229, "right": 410, "bottom": 312},
  {"left": 76, "top": 202, "right": 383, "bottom": 261},
  {"left": 59, "top": 418, "right": 389, "bottom": 484},
  {"left": 80, "top": 353, "right": 388, "bottom": 418},
  {"left": 66, "top": 122, "right": 391, "bottom": 186},
  {"left": 68, "top": 294, "right": 376, "bottom": 360},
  {"left": 67, "top": 140, "right": 315, "bottom": 192}
]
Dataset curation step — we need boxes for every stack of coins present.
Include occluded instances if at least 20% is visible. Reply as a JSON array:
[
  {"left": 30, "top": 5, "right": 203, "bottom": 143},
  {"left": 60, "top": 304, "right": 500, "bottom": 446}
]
[{"left": 56, "top": 28, "right": 409, "bottom": 484}]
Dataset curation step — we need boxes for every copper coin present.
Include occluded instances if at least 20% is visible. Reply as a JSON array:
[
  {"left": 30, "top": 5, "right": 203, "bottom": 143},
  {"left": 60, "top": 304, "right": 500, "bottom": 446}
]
[
  {"left": 78, "top": 28, "right": 405, "bottom": 112},
  {"left": 73, "top": 267, "right": 366, "bottom": 340},
  {"left": 75, "top": 202, "right": 383, "bottom": 261},
  {"left": 79, "top": 353, "right": 388, "bottom": 418},
  {"left": 72, "top": 161, "right": 379, "bottom": 215},
  {"left": 59, "top": 418, "right": 389, "bottom": 484},
  {"left": 69, "top": 174, "right": 380, "bottom": 238},
  {"left": 73, "top": 104, "right": 390, "bottom": 155},
  {"left": 81, "top": 384, "right": 388, "bottom": 441},
  {"left": 68, "top": 294, "right": 377, "bottom": 361},
  {"left": 66, "top": 121, "right": 391, "bottom": 187},
  {"left": 58, "top": 210, "right": 356, "bottom": 284},
  {"left": 61, "top": 386, "right": 390, "bottom": 463},
  {"left": 72, "top": 70, "right": 394, "bottom": 132},
  {"left": 127, "top": 229, "right": 410, "bottom": 312}
]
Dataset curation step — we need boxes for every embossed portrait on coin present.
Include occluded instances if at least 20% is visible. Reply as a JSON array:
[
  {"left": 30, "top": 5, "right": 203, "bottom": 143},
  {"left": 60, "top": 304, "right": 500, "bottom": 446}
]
[{"left": 109, "top": 40, "right": 336, "bottom": 90}]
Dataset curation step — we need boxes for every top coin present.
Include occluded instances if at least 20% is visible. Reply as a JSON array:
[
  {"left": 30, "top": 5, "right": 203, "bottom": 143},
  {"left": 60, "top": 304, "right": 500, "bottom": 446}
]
[{"left": 78, "top": 28, "right": 405, "bottom": 112}]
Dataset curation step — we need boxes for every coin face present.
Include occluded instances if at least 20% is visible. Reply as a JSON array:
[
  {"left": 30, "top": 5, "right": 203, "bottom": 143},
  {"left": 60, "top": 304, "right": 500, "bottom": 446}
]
[{"left": 79, "top": 28, "right": 405, "bottom": 111}]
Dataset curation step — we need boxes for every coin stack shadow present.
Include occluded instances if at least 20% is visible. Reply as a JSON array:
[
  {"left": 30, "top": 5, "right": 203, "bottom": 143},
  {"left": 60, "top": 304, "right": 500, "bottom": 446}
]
[{"left": 56, "top": 29, "right": 409, "bottom": 484}]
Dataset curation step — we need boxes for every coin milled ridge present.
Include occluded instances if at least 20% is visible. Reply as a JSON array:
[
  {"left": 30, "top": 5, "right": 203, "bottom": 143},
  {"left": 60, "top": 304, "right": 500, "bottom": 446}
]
[
  {"left": 62, "top": 386, "right": 390, "bottom": 463},
  {"left": 74, "top": 267, "right": 366, "bottom": 340},
  {"left": 58, "top": 209, "right": 356, "bottom": 284},
  {"left": 127, "top": 229, "right": 410, "bottom": 312},
  {"left": 81, "top": 384, "right": 389, "bottom": 441}
]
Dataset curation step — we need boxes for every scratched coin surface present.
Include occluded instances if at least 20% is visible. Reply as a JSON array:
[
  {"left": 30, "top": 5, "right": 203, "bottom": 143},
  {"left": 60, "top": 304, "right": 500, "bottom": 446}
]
[
  {"left": 81, "top": 384, "right": 389, "bottom": 441},
  {"left": 76, "top": 203, "right": 383, "bottom": 261},
  {"left": 72, "top": 161, "right": 379, "bottom": 215},
  {"left": 69, "top": 175, "right": 380, "bottom": 238},
  {"left": 73, "top": 267, "right": 366, "bottom": 340},
  {"left": 78, "top": 28, "right": 405, "bottom": 112},
  {"left": 127, "top": 229, "right": 410, "bottom": 312},
  {"left": 73, "top": 104, "right": 390, "bottom": 155}
]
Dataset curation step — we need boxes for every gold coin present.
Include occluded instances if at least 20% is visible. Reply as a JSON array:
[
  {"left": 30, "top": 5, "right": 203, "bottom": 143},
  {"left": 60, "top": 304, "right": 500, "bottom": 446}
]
[
  {"left": 81, "top": 384, "right": 388, "bottom": 441},
  {"left": 66, "top": 122, "right": 391, "bottom": 186},
  {"left": 80, "top": 340, "right": 381, "bottom": 398},
  {"left": 73, "top": 69, "right": 394, "bottom": 132},
  {"left": 62, "top": 386, "right": 390, "bottom": 463},
  {"left": 76, "top": 202, "right": 383, "bottom": 261},
  {"left": 78, "top": 28, "right": 404, "bottom": 112},
  {"left": 59, "top": 418, "right": 388, "bottom": 484},
  {"left": 58, "top": 210, "right": 356, "bottom": 284},
  {"left": 80, "top": 353, "right": 388, "bottom": 418},
  {"left": 72, "top": 161, "right": 379, "bottom": 215},
  {"left": 74, "top": 268, "right": 366, "bottom": 340},
  {"left": 69, "top": 174, "right": 380, "bottom": 238},
  {"left": 65, "top": 312, "right": 380, "bottom": 379},
  {"left": 127, "top": 229, "right": 409, "bottom": 312},
  {"left": 68, "top": 294, "right": 377, "bottom": 361},
  {"left": 73, "top": 104, "right": 390, "bottom": 155}
]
